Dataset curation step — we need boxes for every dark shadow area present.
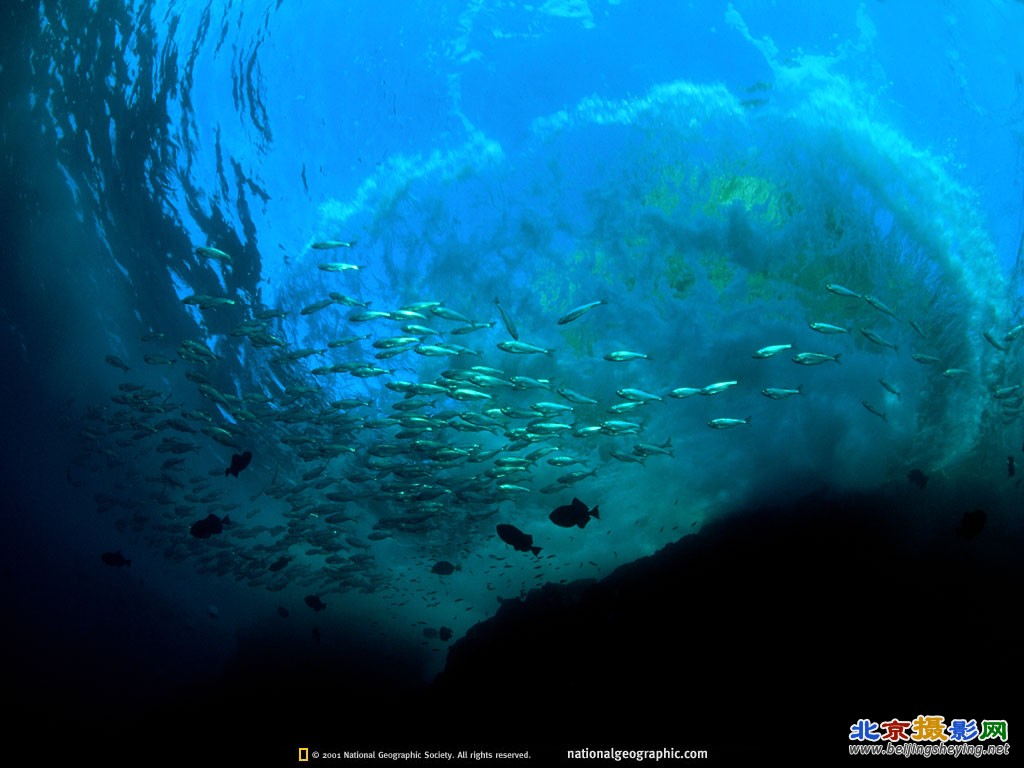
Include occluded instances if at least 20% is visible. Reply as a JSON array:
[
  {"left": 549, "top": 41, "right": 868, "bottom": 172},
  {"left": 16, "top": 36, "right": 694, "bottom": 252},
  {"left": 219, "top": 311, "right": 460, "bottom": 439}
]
[{"left": 14, "top": 486, "right": 1013, "bottom": 763}]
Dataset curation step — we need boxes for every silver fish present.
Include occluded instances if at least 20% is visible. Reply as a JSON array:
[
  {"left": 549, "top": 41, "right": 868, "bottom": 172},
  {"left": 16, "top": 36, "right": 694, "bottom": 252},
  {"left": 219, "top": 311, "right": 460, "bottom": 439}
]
[
  {"left": 809, "top": 322, "right": 849, "bottom": 335},
  {"left": 668, "top": 387, "right": 703, "bottom": 398},
  {"left": 494, "top": 297, "right": 519, "bottom": 340},
  {"left": 633, "top": 439, "right": 672, "bottom": 457},
  {"left": 879, "top": 379, "right": 902, "bottom": 399},
  {"left": 608, "top": 402, "right": 644, "bottom": 414},
  {"left": 862, "top": 401, "right": 888, "bottom": 422},
  {"left": 1003, "top": 324, "right": 1024, "bottom": 343},
  {"left": 557, "top": 299, "right": 607, "bottom": 325},
  {"left": 707, "top": 417, "right": 752, "bottom": 429},
  {"left": 752, "top": 344, "right": 793, "bottom": 359},
  {"left": 558, "top": 387, "right": 598, "bottom": 405},
  {"left": 599, "top": 420, "right": 642, "bottom": 435},
  {"left": 761, "top": 386, "right": 801, "bottom": 400},
  {"left": 311, "top": 239, "right": 356, "bottom": 249},
  {"left": 983, "top": 331, "right": 1008, "bottom": 352},
  {"left": 604, "top": 350, "right": 649, "bottom": 362},
  {"left": 301, "top": 299, "right": 336, "bottom": 315},
  {"left": 196, "top": 246, "right": 231, "bottom": 262},
  {"left": 430, "top": 305, "right": 473, "bottom": 323},
  {"left": 451, "top": 321, "right": 496, "bottom": 335},
  {"left": 825, "top": 283, "right": 862, "bottom": 299},
  {"left": 792, "top": 352, "right": 841, "bottom": 365},
  {"left": 701, "top": 381, "right": 738, "bottom": 395},
  {"left": 862, "top": 294, "right": 897, "bottom": 320},
  {"left": 617, "top": 388, "right": 663, "bottom": 402},
  {"left": 498, "top": 341, "right": 552, "bottom": 356},
  {"left": 860, "top": 329, "right": 898, "bottom": 351}
]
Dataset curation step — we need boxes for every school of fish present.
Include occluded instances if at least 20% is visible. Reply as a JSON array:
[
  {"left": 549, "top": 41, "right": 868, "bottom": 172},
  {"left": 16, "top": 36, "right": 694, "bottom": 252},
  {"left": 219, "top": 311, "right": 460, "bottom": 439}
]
[{"left": 81, "top": 243, "right": 1023, "bottom": 647}]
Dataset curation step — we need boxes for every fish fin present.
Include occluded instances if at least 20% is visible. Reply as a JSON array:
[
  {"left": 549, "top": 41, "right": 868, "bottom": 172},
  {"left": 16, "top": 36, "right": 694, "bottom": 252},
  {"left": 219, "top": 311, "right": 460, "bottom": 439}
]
[
  {"left": 225, "top": 467, "right": 232, "bottom": 477},
  {"left": 222, "top": 515, "right": 231, "bottom": 525},
  {"left": 531, "top": 546, "right": 542, "bottom": 556}
]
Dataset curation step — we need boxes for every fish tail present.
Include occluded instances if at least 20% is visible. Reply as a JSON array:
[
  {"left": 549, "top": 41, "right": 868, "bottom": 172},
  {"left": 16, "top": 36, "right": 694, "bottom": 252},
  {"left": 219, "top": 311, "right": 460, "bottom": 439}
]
[
  {"left": 591, "top": 505, "right": 600, "bottom": 520},
  {"left": 834, "top": 353, "right": 842, "bottom": 365}
]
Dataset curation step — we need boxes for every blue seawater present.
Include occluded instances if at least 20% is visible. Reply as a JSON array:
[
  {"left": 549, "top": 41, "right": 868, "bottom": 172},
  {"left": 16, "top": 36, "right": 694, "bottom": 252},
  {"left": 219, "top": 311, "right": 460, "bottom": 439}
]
[{"left": 1, "top": 0, "right": 1021, "bottom": 758}]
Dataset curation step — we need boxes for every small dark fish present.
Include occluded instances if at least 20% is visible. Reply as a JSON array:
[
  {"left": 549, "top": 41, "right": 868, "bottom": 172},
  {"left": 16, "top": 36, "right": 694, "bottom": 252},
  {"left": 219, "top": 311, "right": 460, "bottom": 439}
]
[
  {"left": 104, "top": 355, "right": 130, "bottom": 372},
  {"left": 496, "top": 523, "right": 542, "bottom": 556},
  {"left": 268, "top": 556, "right": 291, "bottom": 572},
  {"left": 906, "top": 469, "right": 928, "bottom": 490},
  {"left": 225, "top": 450, "right": 252, "bottom": 478},
  {"left": 549, "top": 497, "right": 600, "bottom": 529},
  {"left": 1008, "top": 456, "right": 1016, "bottom": 477},
  {"left": 101, "top": 551, "right": 131, "bottom": 567},
  {"left": 277, "top": 606, "right": 289, "bottom": 618},
  {"left": 304, "top": 594, "right": 327, "bottom": 612},
  {"left": 190, "top": 513, "right": 231, "bottom": 539},
  {"left": 431, "top": 560, "right": 460, "bottom": 575},
  {"left": 955, "top": 509, "right": 986, "bottom": 539},
  {"left": 439, "top": 626, "right": 453, "bottom": 642}
]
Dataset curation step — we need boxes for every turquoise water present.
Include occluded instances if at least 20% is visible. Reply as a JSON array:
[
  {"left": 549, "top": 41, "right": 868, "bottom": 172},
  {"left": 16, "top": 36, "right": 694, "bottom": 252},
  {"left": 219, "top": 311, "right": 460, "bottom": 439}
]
[{"left": 2, "top": 0, "right": 1022, "bottom": 751}]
